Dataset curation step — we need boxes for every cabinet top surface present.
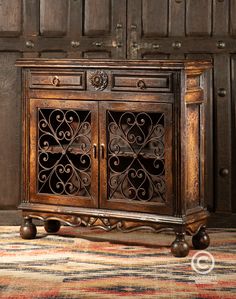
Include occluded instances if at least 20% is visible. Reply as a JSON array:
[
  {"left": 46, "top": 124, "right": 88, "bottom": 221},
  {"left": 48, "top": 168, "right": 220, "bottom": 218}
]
[{"left": 15, "top": 59, "right": 212, "bottom": 70}]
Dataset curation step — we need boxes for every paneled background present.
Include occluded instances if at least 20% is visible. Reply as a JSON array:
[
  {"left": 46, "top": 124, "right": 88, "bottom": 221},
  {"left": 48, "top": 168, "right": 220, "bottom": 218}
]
[{"left": 0, "top": 0, "right": 235, "bottom": 221}]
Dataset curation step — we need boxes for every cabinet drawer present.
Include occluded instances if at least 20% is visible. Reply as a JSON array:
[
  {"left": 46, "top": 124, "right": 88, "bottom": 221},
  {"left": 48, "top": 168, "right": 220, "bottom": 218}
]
[
  {"left": 30, "top": 71, "right": 85, "bottom": 89},
  {"left": 111, "top": 72, "right": 172, "bottom": 92}
]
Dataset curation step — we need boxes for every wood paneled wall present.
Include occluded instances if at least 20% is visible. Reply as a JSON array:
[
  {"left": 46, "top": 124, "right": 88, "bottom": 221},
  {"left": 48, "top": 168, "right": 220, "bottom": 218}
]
[{"left": 0, "top": 0, "right": 235, "bottom": 216}]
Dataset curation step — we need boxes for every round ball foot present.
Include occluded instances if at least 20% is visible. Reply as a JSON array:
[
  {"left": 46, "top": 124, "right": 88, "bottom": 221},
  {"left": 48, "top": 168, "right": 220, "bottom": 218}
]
[
  {"left": 20, "top": 219, "right": 37, "bottom": 239},
  {"left": 44, "top": 220, "right": 61, "bottom": 233},
  {"left": 171, "top": 233, "right": 189, "bottom": 258},
  {"left": 192, "top": 228, "right": 210, "bottom": 250}
]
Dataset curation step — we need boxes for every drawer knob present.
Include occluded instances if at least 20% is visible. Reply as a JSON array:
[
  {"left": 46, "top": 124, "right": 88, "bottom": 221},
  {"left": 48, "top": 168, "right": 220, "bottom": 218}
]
[
  {"left": 137, "top": 80, "right": 146, "bottom": 90},
  {"left": 52, "top": 76, "right": 60, "bottom": 86}
]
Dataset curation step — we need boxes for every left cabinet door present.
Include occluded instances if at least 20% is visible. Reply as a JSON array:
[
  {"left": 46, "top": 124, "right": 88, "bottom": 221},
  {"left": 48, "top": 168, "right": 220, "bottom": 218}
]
[{"left": 28, "top": 99, "right": 99, "bottom": 208}]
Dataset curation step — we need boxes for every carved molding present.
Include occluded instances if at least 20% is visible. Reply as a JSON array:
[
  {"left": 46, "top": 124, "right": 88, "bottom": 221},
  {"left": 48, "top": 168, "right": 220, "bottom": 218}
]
[
  {"left": 26, "top": 213, "right": 175, "bottom": 233},
  {"left": 186, "top": 75, "right": 200, "bottom": 90},
  {"left": 186, "top": 220, "right": 207, "bottom": 236}
]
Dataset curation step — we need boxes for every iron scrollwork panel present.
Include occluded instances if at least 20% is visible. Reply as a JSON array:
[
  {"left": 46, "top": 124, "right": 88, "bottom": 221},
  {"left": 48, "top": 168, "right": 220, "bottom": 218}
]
[
  {"left": 107, "top": 110, "right": 166, "bottom": 203},
  {"left": 37, "top": 108, "right": 92, "bottom": 198}
]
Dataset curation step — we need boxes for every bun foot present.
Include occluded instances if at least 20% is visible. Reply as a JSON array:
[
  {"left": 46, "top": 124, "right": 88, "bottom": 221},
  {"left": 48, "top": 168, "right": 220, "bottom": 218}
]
[
  {"left": 192, "top": 227, "right": 210, "bottom": 250},
  {"left": 44, "top": 220, "right": 61, "bottom": 233},
  {"left": 20, "top": 218, "right": 37, "bottom": 239},
  {"left": 171, "top": 232, "right": 189, "bottom": 257}
]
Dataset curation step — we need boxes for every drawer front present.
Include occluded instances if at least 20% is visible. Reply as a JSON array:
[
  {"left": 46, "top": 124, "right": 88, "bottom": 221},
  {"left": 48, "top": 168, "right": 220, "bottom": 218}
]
[
  {"left": 111, "top": 72, "right": 173, "bottom": 92},
  {"left": 30, "top": 71, "right": 85, "bottom": 89}
]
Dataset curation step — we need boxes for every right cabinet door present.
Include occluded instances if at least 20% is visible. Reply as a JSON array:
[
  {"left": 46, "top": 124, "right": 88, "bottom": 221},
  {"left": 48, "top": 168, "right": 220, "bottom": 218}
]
[{"left": 99, "top": 101, "right": 174, "bottom": 215}]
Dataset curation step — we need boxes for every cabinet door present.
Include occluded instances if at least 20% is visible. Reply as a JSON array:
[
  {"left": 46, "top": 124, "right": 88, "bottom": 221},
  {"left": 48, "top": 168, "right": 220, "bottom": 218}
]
[
  {"left": 29, "top": 99, "right": 98, "bottom": 208},
  {"left": 99, "top": 101, "right": 173, "bottom": 215}
]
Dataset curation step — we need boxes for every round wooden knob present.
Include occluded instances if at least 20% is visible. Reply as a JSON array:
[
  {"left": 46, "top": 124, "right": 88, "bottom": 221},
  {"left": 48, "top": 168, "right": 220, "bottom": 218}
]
[
  {"left": 52, "top": 76, "right": 60, "bottom": 86},
  {"left": 137, "top": 80, "right": 146, "bottom": 90}
]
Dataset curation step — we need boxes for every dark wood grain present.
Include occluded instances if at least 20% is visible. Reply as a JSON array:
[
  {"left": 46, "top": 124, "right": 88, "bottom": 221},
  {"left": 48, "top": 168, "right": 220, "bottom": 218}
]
[
  {"left": 231, "top": 56, "right": 236, "bottom": 213},
  {"left": 84, "top": 0, "right": 110, "bottom": 36},
  {"left": 214, "top": 55, "right": 232, "bottom": 212},
  {"left": 213, "top": 0, "right": 229, "bottom": 36},
  {"left": 40, "top": 0, "right": 68, "bottom": 36},
  {"left": 0, "top": 52, "right": 21, "bottom": 207},
  {"left": 230, "top": 0, "right": 236, "bottom": 36},
  {"left": 0, "top": 0, "right": 22, "bottom": 36},
  {"left": 168, "top": 0, "right": 185, "bottom": 37},
  {"left": 142, "top": 0, "right": 168, "bottom": 37},
  {"left": 186, "top": 0, "right": 212, "bottom": 36},
  {"left": 23, "top": 0, "right": 39, "bottom": 37}
]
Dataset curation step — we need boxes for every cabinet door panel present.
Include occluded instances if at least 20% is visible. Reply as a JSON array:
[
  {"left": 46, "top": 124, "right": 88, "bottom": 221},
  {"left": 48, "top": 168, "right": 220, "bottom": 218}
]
[
  {"left": 84, "top": 0, "right": 110, "bottom": 36},
  {"left": 142, "top": 0, "right": 168, "bottom": 37},
  {"left": 80, "top": 0, "right": 126, "bottom": 59},
  {"left": 29, "top": 99, "right": 98, "bottom": 208},
  {"left": 186, "top": 0, "right": 212, "bottom": 36},
  {"left": 99, "top": 101, "right": 173, "bottom": 215},
  {"left": 0, "top": 0, "right": 22, "bottom": 36},
  {"left": 40, "top": 0, "right": 68, "bottom": 36}
]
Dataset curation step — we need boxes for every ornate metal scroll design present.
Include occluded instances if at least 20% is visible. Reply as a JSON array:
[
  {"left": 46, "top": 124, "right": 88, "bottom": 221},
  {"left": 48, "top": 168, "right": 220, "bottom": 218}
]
[
  {"left": 107, "top": 111, "right": 166, "bottom": 202},
  {"left": 37, "top": 108, "right": 91, "bottom": 197}
]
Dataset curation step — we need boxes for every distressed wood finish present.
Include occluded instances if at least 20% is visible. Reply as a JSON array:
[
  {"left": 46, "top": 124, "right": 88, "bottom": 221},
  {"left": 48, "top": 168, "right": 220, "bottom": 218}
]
[
  {"left": 0, "top": 53, "right": 21, "bottom": 208},
  {"left": 17, "top": 59, "right": 211, "bottom": 257},
  {"left": 0, "top": 0, "right": 235, "bottom": 222},
  {"left": 126, "top": 0, "right": 234, "bottom": 215}
]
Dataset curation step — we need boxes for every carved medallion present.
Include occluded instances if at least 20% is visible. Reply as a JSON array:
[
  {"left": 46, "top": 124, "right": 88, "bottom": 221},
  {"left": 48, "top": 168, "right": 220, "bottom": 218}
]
[{"left": 89, "top": 71, "right": 108, "bottom": 91}]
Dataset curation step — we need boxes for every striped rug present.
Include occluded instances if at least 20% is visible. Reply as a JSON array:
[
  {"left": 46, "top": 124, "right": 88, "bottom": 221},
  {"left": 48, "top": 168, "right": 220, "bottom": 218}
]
[{"left": 0, "top": 226, "right": 235, "bottom": 298}]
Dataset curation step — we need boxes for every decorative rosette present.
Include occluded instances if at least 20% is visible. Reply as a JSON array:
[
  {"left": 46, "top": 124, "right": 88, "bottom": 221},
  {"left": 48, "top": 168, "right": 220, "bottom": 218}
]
[{"left": 89, "top": 71, "right": 108, "bottom": 91}]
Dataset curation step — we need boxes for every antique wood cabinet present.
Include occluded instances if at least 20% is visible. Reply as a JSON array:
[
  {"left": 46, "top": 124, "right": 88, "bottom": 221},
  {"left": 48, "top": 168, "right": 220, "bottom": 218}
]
[{"left": 16, "top": 59, "right": 211, "bottom": 257}]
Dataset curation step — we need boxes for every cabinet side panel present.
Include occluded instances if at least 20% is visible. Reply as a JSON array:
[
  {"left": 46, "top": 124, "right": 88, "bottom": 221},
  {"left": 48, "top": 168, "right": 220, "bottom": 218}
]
[{"left": 185, "top": 105, "right": 200, "bottom": 210}]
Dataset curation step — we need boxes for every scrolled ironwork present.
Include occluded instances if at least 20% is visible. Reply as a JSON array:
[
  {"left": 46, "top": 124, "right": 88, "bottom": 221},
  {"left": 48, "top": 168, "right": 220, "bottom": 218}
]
[
  {"left": 37, "top": 108, "right": 92, "bottom": 197},
  {"left": 107, "top": 111, "right": 166, "bottom": 203}
]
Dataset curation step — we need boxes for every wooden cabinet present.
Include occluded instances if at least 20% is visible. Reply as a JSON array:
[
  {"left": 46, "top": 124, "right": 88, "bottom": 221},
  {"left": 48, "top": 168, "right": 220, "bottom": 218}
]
[{"left": 16, "top": 59, "right": 212, "bottom": 257}]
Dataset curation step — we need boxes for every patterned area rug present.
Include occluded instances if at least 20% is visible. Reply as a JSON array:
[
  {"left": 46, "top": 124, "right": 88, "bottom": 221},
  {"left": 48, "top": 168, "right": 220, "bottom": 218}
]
[{"left": 0, "top": 226, "right": 235, "bottom": 299}]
